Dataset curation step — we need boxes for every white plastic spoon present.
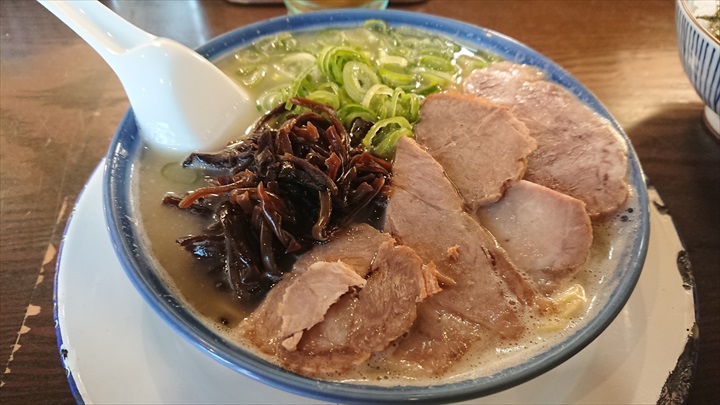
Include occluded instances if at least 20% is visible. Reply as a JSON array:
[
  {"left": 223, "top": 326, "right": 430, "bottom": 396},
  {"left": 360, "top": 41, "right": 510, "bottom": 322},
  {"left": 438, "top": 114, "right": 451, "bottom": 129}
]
[{"left": 38, "top": 0, "right": 255, "bottom": 152}]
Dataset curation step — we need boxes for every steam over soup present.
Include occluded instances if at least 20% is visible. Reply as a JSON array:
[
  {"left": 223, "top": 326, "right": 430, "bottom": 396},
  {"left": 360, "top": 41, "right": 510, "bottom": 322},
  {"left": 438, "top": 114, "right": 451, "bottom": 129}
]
[{"left": 133, "top": 20, "right": 638, "bottom": 383}]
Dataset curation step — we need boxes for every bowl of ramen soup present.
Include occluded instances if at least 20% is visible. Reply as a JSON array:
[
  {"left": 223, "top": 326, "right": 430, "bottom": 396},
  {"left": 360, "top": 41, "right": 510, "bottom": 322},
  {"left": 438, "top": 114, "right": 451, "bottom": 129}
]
[
  {"left": 104, "top": 9, "right": 649, "bottom": 403},
  {"left": 676, "top": 0, "right": 720, "bottom": 137}
]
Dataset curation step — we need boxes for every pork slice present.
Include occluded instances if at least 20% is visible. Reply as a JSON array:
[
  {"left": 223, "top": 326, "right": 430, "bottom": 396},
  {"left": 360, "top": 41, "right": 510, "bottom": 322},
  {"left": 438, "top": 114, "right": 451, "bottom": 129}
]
[
  {"left": 387, "top": 300, "right": 497, "bottom": 375},
  {"left": 385, "top": 137, "right": 532, "bottom": 338},
  {"left": 280, "top": 240, "right": 439, "bottom": 377},
  {"left": 477, "top": 180, "right": 593, "bottom": 294},
  {"left": 463, "top": 61, "right": 544, "bottom": 105},
  {"left": 390, "top": 130, "right": 464, "bottom": 212},
  {"left": 464, "top": 62, "right": 629, "bottom": 218},
  {"left": 387, "top": 192, "right": 527, "bottom": 338},
  {"left": 278, "top": 261, "right": 366, "bottom": 351},
  {"left": 240, "top": 223, "right": 390, "bottom": 355},
  {"left": 240, "top": 272, "right": 292, "bottom": 355},
  {"left": 414, "top": 93, "right": 536, "bottom": 209},
  {"left": 293, "top": 223, "right": 392, "bottom": 277}
]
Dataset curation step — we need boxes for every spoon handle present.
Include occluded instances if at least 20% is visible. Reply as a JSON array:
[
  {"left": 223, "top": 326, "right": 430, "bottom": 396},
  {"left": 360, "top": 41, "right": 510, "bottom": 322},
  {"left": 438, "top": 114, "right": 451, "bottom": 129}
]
[{"left": 37, "top": 0, "right": 155, "bottom": 60}]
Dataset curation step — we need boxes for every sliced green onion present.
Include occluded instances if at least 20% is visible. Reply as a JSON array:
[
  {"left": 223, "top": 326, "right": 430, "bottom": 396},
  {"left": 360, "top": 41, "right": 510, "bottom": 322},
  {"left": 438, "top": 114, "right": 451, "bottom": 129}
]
[
  {"left": 419, "top": 54, "right": 454, "bottom": 72},
  {"left": 235, "top": 65, "right": 266, "bottom": 88},
  {"left": 363, "top": 116, "right": 413, "bottom": 158},
  {"left": 384, "top": 88, "right": 421, "bottom": 123},
  {"left": 285, "top": 64, "right": 318, "bottom": 108},
  {"left": 318, "top": 46, "right": 371, "bottom": 85},
  {"left": 413, "top": 67, "right": 454, "bottom": 95},
  {"left": 344, "top": 28, "right": 384, "bottom": 49},
  {"left": 337, "top": 104, "right": 378, "bottom": 127},
  {"left": 378, "top": 66, "right": 415, "bottom": 88},
  {"left": 423, "top": 43, "right": 460, "bottom": 60},
  {"left": 316, "top": 81, "right": 341, "bottom": 93},
  {"left": 254, "top": 32, "right": 298, "bottom": 54},
  {"left": 317, "top": 29, "right": 345, "bottom": 47},
  {"left": 275, "top": 52, "right": 317, "bottom": 78},
  {"left": 307, "top": 90, "right": 340, "bottom": 110},
  {"left": 361, "top": 84, "right": 393, "bottom": 111},
  {"left": 374, "top": 127, "right": 413, "bottom": 158},
  {"left": 258, "top": 85, "right": 290, "bottom": 111},
  {"left": 404, "top": 92, "right": 421, "bottom": 122},
  {"left": 233, "top": 49, "right": 266, "bottom": 64},
  {"left": 342, "top": 61, "right": 380, "bottom": 103},
  {"left": 232, "top": 21, "right": 502, "bottom": 158},
  {"left": 378, "top": 54, "right": 408, "bottom": 68},
  {"left": 161, "top": 162, "right": 199, "bottom": 185}
]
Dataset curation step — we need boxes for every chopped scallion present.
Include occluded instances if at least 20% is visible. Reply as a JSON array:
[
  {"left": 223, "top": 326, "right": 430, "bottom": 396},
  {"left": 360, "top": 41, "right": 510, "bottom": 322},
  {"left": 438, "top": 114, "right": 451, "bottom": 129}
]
[{"left": 228, "top": 20, "right": 500, "bottom": 158}]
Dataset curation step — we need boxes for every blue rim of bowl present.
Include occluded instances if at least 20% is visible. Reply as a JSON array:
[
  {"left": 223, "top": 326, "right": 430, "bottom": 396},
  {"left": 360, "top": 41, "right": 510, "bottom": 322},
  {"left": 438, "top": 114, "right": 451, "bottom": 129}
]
[{"left": 104, "top": 9, "right": 649, "bottom": 404}]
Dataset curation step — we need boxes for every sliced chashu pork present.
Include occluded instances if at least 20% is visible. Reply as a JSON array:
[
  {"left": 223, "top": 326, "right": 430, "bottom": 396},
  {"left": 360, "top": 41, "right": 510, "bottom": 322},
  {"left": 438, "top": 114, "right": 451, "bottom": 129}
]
[
  {"left": 278, "top": 261, "right": 366, "bottom": 351},
  {"left": 464, "top": 62, "right": 628, "bottom": 218},
  {"left": 386, "top": 190, "right": 533, "bottom": 332},
  {"left": 281, "top": 239, "right": 440, "bottom": 377},
  {"left": 387, "top": 300, "right": 497, "bottom": 376},
  {"left": 408, "top": 91, "right": 593, "bottom": 294},
  {"left": 414, "top": 93, "right": 536, "bottom": 209},
  {"left": 292, "top": 223, "right": 393, "bottom": 277},
  {"left": 477, "top": 180, "right": 593, "bottom": 294},
  {"left": 240, "top": 224, "right": 440, "bottom": 377},
  {"left": 383, "top": 137, "right": 536, "bottom": 374},
  {"left": 387, "top": 135, "right": 535, "bottom": 306},
  {"left": 386, "top": 137, "right": 533, "bottom": 337},
  {"left": 240, "top": 223, "right": 390, "bottom": 355}
]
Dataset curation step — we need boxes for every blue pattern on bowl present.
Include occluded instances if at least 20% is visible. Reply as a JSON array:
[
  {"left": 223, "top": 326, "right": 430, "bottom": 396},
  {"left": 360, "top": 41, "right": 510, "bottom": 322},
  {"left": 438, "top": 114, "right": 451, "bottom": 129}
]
[
  {"left": 104, "top": 9, "right": 649, "bottom": 404},
  {"left": 676, "top": 0, "right": 720, "bottom": 113}
]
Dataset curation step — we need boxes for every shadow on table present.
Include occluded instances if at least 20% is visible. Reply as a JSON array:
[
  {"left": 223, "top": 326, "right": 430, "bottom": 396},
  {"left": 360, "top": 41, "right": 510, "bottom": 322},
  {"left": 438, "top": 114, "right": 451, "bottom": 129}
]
[{"left": 624, "top": 102, "right": 720, "bottom": 405}]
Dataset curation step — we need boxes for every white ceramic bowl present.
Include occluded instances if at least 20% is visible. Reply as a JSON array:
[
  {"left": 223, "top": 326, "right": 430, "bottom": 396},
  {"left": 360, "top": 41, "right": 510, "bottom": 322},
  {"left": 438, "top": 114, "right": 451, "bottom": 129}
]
[
  {"left": 104, "top": 9, "right": 649, "bottom": 404},
  {"left": 676, "top": 0, "right": 720, "bottom": 136}
]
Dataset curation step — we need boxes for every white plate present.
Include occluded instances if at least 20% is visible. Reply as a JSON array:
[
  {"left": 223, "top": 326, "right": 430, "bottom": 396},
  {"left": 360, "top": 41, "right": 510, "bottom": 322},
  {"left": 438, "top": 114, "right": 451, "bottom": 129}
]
[{"left": 55, "top": 162, "right": 696, "bottom": 404}]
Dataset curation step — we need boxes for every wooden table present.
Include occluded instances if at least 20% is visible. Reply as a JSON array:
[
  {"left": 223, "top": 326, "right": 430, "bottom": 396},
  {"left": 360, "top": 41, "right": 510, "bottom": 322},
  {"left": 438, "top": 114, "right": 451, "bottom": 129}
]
[{"left": 1, "top": 0, "right": 717, "bottom": 403}]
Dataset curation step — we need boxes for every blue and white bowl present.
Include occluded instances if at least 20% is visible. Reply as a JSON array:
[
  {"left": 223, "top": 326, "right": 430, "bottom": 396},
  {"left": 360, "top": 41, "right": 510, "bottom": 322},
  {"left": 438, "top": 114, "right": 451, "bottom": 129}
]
[
  {"left": 104, "top": 10, "right": 649, "bottom": 404},
  {"left": 676, "top": 0, "right": 720, "bottom": 136}
]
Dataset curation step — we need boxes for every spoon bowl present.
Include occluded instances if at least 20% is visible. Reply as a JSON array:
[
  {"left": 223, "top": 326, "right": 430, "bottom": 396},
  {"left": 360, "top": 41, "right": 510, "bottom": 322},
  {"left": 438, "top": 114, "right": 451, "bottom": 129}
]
[{"left": 39, "top": 0, "right": 255, "bottom": 152}]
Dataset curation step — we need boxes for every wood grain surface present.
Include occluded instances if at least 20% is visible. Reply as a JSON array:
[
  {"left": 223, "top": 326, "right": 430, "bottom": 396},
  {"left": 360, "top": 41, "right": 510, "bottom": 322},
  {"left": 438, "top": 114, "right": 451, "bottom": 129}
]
[{"left": 1, "top": 0, "right": 717, "bottom": 403}]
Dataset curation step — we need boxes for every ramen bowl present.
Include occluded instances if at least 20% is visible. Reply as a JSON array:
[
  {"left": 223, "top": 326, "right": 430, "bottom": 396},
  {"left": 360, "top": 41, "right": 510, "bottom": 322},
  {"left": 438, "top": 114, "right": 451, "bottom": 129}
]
[
  {"left": 104, "top": 9, "right": 649, "bottom": 404},
  {"left": 676, "top": 0, "right": 720, "bottom": 136}
]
